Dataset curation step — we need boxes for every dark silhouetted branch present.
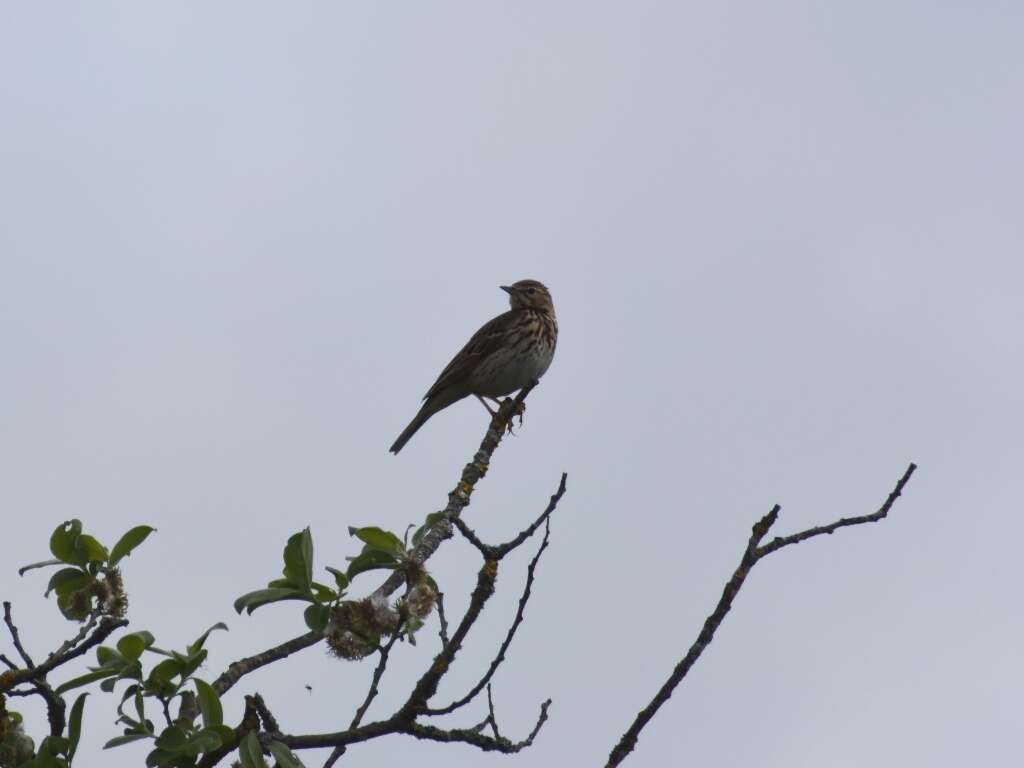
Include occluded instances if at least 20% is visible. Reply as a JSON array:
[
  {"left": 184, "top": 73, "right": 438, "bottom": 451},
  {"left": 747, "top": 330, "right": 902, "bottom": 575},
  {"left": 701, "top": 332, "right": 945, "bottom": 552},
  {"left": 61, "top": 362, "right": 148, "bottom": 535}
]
[
  {"left": 425, "top": 515, "right": 553, "bottom": 716},
  {"left": 209, "top": 385, "right": 541, "bottom": 702},
  {"left": 406, "top": 697, "right": 551, "bottom": 753},
  {"left": 605, "top": 463, "right": 917, "bottom": 768},
  {"left": 0, "top": 616, "right": 127, "bottom": 694},
  {"left": 211, "top": 630, "right": 322, "bottom": 696}
]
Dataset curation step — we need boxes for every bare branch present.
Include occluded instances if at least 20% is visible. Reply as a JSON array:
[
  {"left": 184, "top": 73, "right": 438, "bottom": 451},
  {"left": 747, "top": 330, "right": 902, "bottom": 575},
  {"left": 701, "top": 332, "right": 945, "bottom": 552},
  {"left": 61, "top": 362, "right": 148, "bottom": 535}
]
[
  {"left": 436, "top": 592, "right": 451, "bottom": 649},
  {"left": 493, "top": 473, "right": 567, "bottom": 556},
  {"left": 406, "top": 698, "right": 551, "bottom": 753},
  {"left": 425, "top": 515, "right": 553, "bottom": 716},
  {"left": 211, "top": 630, "right": 321, "bottom": 696},
  {"left": 605, "top": 463, "right": 917, "bottom": 768},
  {"left": 757, "top": 462, "right": 918, "bottom": 557},
  {"left": 3, "top": 602, "right": 35, "bottom": 667},
  {"left": 371, "top": 384, "right": 538, "bottom": 602},
  {"left": 49, "top": 612, "right": 99, "bottom": 661},
  {"left": 209, "top": 385, "right": 541, "bottom": 701},
  {"left": 0, "top": 616, "right": 127, "bottom": 694}
]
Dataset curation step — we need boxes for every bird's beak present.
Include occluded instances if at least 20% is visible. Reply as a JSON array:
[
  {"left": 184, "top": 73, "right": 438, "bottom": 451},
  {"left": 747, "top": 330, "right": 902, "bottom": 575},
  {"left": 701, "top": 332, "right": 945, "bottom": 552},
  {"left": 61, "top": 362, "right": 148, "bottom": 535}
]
[{"left": 500, "top": 285, "right": 513, "bottom": 294}]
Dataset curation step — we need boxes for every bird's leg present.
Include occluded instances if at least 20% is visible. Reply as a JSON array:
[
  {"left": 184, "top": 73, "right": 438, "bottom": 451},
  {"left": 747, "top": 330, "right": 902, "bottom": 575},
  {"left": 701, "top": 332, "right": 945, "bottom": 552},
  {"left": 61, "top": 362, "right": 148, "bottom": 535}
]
[
  {"left": 498, "top": 398, "right": 527, "bottom": 435},
  {"left": 475, "top": 395, "right": 501, "bottom": 418}
]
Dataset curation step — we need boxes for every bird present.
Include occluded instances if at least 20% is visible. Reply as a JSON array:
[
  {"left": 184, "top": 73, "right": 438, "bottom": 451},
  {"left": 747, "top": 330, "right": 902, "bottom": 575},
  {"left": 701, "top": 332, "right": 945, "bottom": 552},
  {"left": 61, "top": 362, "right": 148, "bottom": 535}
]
[{"left": 389, "top": 279, "right": 557, "bottom": 454}]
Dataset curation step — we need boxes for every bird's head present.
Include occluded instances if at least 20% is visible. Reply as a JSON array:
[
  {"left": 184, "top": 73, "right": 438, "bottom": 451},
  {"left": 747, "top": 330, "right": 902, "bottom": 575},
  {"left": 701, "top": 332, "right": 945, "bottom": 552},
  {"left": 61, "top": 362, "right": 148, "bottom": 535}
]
[{"left": 501, "top": 280, "right": 554, "bottom": 313}]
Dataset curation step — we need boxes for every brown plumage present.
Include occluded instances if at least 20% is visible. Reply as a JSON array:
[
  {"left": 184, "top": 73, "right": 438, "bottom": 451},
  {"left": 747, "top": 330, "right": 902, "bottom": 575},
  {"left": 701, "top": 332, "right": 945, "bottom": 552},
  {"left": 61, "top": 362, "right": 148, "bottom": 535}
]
[{"left": 389, "top": 279, "right": 558, "bottom": 454}]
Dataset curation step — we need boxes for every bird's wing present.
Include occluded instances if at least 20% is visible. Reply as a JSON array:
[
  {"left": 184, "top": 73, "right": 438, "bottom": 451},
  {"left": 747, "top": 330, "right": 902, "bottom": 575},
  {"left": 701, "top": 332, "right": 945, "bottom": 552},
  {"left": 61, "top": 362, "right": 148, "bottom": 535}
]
[{"left": 423, "top": 310, "right": 514, "bottom": 400}]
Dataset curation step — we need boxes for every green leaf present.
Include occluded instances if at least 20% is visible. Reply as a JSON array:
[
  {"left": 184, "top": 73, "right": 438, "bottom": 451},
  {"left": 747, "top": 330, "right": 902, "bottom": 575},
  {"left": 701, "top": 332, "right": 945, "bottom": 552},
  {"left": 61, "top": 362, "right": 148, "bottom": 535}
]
[
  {"left": 267, "top": 741, "right": 306, "bottom": 768},
  {"left": 73, "top": 534, "right": 109, "bottom": 565},
  {"left": 50, "top": 520, "right": 84, "bottom": 564},
  {"left": 348, "top": 526, "right": 405, "bottom": 556},
  {"left": 104, "top": 733, "right": 152, "bottom": 749},
  {"left": 67, "top": 693, "right": 88, "bottom": 763},
  {"left": 266, "top": 578, "right": 299, "bottom": 589},
  {"left": 18, "top": 558, "right": 63, "bottom": 576},
  {"left": 145, "top": 747, "right": 179, "bottom": 767},
  {"left": 282, "top": 528, "right": 314, "bottom": 591},
  {"left": 146, "top": 658, "right": 184, "bottom": 689},
  {"left": 194, "top": 679, "right": 223, "bottom": 728},
  {"left": 239, "top": 731, "right": 268, "bottom": 768},
  {"left": 55, "top": 668, "right": 118, "bottom": 695},
  {"left": 175, "top": 648, "right": 207, "bottom": 680},
  {"left": 117, "top": 631, "right": 155, "bottom": 662},
  {"left": 303, "top": 604, "right": 330, "bottom": 632},
  {"left": 96, "top": 646, "right": 128, "bottom": 669},
  {"left": 37, "top": 735, "right": 70, "bottom": 756},
  {"left": 46, "top": 568, "right": 91, "bottom": 598},
  {"left": 183, "top": 728, "right": 223, "bottom": 756},
  {"left": 310, "top": 582, "right": 337, "bottom": 603},
  {"left": 188, "top": 622, "right": 228, "bottom": 655},
  {"left": 154, "top": 725, "right": 188, "bottom": 752},
  {"left": 233, "top": 588, "right": 310, "bottom": 615},
  {"left": 325, "top": 566, "right": 349, "bottom": 592},
  {"left": 109, "top": 525, "right": 156, "bottom": 566},
  {"left": 345, "top": 549, "right": 399, "bottom": 581}
]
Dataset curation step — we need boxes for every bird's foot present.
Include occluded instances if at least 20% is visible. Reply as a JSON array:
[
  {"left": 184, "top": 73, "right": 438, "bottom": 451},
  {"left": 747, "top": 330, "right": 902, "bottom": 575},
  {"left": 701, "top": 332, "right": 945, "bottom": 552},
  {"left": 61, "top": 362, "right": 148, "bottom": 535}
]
[{"left": 500, "top": 398, "right": 526, "bottom": 435}]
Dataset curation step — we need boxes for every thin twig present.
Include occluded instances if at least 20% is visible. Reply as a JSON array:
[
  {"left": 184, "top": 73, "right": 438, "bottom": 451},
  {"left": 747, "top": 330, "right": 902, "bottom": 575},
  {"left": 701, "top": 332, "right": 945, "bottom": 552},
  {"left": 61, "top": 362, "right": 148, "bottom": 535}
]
[
  {"left": 49, "top": 612, "right": 99, "bottom": 661},
  {"left": 371, "top": 384, "right": 539, "bottom": 602},
  {"left": 436, "top": 593, "right": 450, "bottom": 649},
  {"left": 322, "top": 633, "right": 404, "bottom": 767},
  {"left": 211, "top": 630, "right": 322, "bottom": 696},
  {"left": 3, "top": 602, "right": 35, "bottom": 667},
  {"left": 425, "top": 515, "right": 553, "bottom": 716},
  {"left": 604, "top": 463, "right": 917, "bottom": 767},
  {"left": 210, "top": 385, "right": 542, "bottom": 703},
  {"left": 0, "top": 616, "right": 127, "bottom": 694},
  {"left": 405, "top": 698, "right": 551, "bottom": 753},
  {"left": 757, "top": 463, "right": 918, "bottom": 557}
]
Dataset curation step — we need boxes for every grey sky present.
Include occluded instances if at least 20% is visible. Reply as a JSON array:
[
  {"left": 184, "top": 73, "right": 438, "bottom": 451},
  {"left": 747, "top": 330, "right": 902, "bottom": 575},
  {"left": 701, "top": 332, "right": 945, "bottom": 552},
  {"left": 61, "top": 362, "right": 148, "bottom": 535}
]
[{"left": 2, "top": 3, "right": 1022, "bottom": 766}]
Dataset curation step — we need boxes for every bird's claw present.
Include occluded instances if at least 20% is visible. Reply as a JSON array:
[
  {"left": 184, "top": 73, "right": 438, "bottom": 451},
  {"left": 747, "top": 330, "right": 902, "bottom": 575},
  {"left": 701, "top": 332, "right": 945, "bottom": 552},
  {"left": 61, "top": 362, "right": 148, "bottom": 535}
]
[{"left": 501, "top": 399, "right": 526, "bottom": 435}]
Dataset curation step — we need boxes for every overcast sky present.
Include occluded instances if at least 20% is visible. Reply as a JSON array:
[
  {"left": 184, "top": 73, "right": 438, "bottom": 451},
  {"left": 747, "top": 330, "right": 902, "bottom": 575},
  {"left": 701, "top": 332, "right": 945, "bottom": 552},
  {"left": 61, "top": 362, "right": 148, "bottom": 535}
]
[{"left": 2, "top": 3, "right": 1022, "bottom": 766}]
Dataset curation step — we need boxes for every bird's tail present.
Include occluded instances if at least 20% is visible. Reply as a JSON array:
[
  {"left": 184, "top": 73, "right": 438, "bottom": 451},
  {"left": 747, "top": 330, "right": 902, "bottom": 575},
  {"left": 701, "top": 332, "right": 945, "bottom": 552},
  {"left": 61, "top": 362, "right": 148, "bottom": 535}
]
[{"left": 389, "top": 401, "right": 437, "bottom": 454}]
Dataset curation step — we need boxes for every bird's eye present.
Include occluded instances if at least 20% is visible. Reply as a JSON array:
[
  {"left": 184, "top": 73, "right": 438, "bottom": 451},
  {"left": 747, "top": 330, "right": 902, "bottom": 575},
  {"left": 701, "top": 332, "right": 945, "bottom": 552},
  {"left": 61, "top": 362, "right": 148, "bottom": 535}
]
[{"left": 527, "top": 288, "right": 536, "bottom": 295}]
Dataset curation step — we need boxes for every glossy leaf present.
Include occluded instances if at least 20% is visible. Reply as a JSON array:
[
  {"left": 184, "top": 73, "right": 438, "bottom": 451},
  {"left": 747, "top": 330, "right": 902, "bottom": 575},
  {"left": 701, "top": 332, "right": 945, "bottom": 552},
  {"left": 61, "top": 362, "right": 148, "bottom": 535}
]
[
  {"left": 96, "top": 646, "right": 127, "bottom": 669},
  {"left": 154, "top": 725, "right": 188, "bottom": 751},
  {"left": 239, "top": 730, "right": 268, "bottom": 768},
  {"left": 188, "top": 622, "right": 228, "bottom": 655},
  {"left": 46, "top": 568, "right": 91, "bottom": 598},
  {"left": 104, "top": 732, "right": 152, "bottom": 749},
  {"left": 345, "top": 549, "right": 399, "bottom": 581},
  {"left": 50, "top": 520, "right": 84, "bottom": 564},
  {"left": 325, "top": 566, "right": 349, "bottom": 592},
  {"left": 67, "top": 693, "right": 88, "bottom": 763},
  {"left": 303, "top": 604, "right": 330, "bottom": 632},
  {"left": 233, "top": 587, "right": 310, "bottom": 615},
  {"left": 348, "top": 526, "right": 404, "bottom": 556},
  {"left": 310, "top": 582, "right": 337, "bottom": 603},
  {"left": 17, "top": 558, "right": 63, "bottom": 576},
  {"left": 73, "top": 534, "right": 109, "bottom": 565},
  {"left": 55, "top": 668, "right": 118, "bottom": 695},
  {"left": 183, "top": 728, "right": 223, "bottom": 756},
  {"left": 109, "top": 526, "right": 156, "bottom": 566},
  {"left": 117, "top": 631, "right": 155, "bottom": 662},
  {"left": 267, "top": 741, "right": 306, "bottom": 768},
  {"left": 282, "top": 528, "right": 314, "bottom": 591},
  {"left": 194, "top": 679, "right": 223, "bottom": 728}
]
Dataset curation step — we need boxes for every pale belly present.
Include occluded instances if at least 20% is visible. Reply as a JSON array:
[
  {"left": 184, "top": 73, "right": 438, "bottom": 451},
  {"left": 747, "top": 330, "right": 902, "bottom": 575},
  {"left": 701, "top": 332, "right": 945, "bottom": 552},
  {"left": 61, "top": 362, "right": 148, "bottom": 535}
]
[{"left": 471, "top": 344, "right": 554, "bottom": 397}]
